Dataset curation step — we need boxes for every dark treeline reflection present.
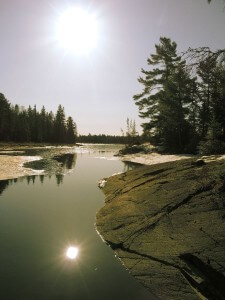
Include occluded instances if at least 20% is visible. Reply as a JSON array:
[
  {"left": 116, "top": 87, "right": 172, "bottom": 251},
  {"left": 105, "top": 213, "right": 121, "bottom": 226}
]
[
  {"left": 0, "top": 153, "right": 78, "bottom": 195},
  {"left": 0, "top": 175, "right": 65, "bottom": 196},
  {"left": 53, "top": 153, "right": 77, "bottom": 170},
  {"left": 123, "top": 161, "right": 143, "bottom": 172},
  {"left": 0, "top": 180, "right": 9, "bottom": 195},
  {"left": 26, "top": 173, "right": 64, "bottom": 186},
  {"left": 0, "top": 153, "right": 140, "bottom": 195},
  {"left": 0, "top": 178, "right": 20, "bottom": 196}
]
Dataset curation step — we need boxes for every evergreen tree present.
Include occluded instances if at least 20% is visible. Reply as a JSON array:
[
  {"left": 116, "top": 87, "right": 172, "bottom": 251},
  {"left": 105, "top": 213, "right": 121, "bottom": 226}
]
[
  {"left": 198, "top": 57, "right": 225, "bottom": 153},
  {"left": 0, "top": 93, "right": 11, "bottom": 141},
  {"left": 39, "top": 106, "right": 46, "bottom": 142},
  {"left": 66, "top": 116, "right": 77, "bottom": 143},
  {"left": 134, "top": 37, "right": 195, "bottom": 152},
  {"left": 0, "top": 93, "right": 78, "bottom": 144},
  {"left": 53, "top": 105, "right": 66, "bottom": 143},
  {"left": 197, "top": 57, "right": 217, "bottom": 138},
  {"left": 46, "top": 111, "right": 54, "bottom": 142}
]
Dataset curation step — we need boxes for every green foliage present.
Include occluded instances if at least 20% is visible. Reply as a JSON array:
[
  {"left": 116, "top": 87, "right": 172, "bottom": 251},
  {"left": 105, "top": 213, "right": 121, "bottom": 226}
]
[
  {"left": 134, "top": 37, "right": 196, "bottom": 153},
  {"left": 66, "top": 116, "right": 77, "bottom": 144},
  {"left": 0, "top": 95, "right": 78, "bottom": 144},
  {"left": 134, "top": 37, "right": 225, "bottom": 154},
  {"left": 0, "top": 93, "right": 11, "bottom": 141},
  {"left": 53, "top": 105, "right": 66, "bottom": 143},
  {"left": 198, "top": 138, "right": 225, "bottom": 155}
]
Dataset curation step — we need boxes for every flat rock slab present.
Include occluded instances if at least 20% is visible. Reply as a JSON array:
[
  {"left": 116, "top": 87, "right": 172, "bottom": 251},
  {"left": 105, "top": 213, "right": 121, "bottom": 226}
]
[{"left": 96, "top": 159, "right": 225, "bottom": 300}]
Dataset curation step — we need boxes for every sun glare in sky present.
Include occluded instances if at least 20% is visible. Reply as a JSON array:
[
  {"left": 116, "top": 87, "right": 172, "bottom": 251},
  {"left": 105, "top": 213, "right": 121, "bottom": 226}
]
[{"left": 56, "top": 7, "right": 98, "bottom": 54}]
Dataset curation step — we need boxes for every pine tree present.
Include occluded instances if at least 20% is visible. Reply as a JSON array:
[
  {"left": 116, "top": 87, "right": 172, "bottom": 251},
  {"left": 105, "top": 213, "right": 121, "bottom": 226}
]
[
  {"left": 66, "top": 116, "right": 77, "bottom": 143},
  {"left": 54, "top": 105, "right": 67, "bottom": 143},
  {"left": 0, "top": 93, "right": 11, "bottom": 140},
  {"left": 133, "top": 37, "right": 195, "bottom": 152},
  {"left": 197, "top": 57, "right": 217, "bottom": 138},
  {"left": 198, "top": 57, "right": 225, "bottom": 153},
  {"left": 46, "top": 111, "right": 54, "bottom": 142},
  {"left": 0, "top": 93, "right": 78, "bottom": 144}
]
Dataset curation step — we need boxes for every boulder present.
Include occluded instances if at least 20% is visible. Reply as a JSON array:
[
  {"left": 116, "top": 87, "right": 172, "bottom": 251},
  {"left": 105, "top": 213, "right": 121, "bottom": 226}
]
[{"left": 96, "top": 159, "right": 225, "bottom": 300}]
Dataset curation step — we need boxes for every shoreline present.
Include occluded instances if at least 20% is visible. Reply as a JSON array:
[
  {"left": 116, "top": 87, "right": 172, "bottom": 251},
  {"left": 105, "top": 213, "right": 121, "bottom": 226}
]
[
  {"left": 120, "top": 151, "right": 225, "bottom": 167},
  {"left": 96, "top": 157, "right": 225, "bottom": 299},
  {"left": 0, "top": 144, "right": 78, "bottom": 181},
  {"left": 1, "top": 143, "right": 225, "bottom": 181},
  {"left": 0, "top": 155, "right": 43, "bottom": 181},
  {"left": 120, "top": 152, "right": 194, "bottom": 166},
  {"left": 0, "top": 143, "right": 124, "bottom": 181}
]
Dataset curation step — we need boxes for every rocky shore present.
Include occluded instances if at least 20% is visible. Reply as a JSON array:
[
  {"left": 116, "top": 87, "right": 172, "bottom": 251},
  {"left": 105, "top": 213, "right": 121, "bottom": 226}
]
[{"left": 96, "top": 158, "right": 225, "bottom": 299}]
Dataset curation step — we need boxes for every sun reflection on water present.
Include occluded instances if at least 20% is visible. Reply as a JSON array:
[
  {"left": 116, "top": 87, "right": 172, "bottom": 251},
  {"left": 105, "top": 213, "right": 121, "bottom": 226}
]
[{"left": 66, "top": 246, "right": 79, "bottom": 260}]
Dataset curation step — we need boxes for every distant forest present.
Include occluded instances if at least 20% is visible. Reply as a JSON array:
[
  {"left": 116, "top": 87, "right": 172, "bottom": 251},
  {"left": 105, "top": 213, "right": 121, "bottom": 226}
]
[
  {"left": 0, "top": 93, "right": 77, "bottom": 143},
  {"left": 77, "top": 118, "right": 140, "bottom": 144},
  {"left": 134, "top": 37, "right": 225, "bottom": 154},
  {"left": 0, "top": 93, "right": 139, "bottom": 145},
  {"left": 77, "top": 134, "right": 138, "bottom": 144}
]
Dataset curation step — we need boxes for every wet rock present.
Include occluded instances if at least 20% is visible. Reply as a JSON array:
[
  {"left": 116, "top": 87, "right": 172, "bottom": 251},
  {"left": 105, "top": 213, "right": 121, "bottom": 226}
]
[{"left": 96, "top": 158, "right": 225, "bottom": 300}]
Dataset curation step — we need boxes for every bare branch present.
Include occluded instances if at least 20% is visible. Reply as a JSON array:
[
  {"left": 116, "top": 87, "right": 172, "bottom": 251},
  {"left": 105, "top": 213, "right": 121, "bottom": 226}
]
[{"left": 182, "top": 47, "right": 225, "bottom": 68}]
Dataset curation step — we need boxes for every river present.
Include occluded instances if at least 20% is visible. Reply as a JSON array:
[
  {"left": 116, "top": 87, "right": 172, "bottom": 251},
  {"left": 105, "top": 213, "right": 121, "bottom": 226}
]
[{"left": 0, "top": 145, "right": 152, "bottom": 300}]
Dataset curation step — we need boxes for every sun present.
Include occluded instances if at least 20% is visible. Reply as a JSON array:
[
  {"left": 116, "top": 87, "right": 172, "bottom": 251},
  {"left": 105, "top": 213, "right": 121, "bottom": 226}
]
[{"left": 56, "top": 7, "right": 98, "bottom": 54}]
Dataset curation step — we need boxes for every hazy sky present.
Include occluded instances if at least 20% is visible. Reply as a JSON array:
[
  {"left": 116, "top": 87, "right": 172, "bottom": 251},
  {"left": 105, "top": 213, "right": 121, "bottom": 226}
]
[{"left": 0, "top": 0, "right": 225, "bottom": 135}]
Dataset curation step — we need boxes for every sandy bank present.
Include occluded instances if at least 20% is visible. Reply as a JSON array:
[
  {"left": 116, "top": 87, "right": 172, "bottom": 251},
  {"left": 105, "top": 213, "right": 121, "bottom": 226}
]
[{"left": 0, "top": 155, "right": 42, "bottom": 181}]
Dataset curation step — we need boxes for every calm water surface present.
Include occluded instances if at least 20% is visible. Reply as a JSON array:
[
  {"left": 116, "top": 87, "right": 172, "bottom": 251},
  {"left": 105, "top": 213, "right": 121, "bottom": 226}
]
[{"left": 0, "top": 146, "right": 152, "bottom": 300}]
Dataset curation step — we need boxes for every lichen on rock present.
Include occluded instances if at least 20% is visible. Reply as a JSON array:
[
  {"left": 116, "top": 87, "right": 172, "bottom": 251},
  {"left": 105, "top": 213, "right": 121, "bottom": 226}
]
[{"left": 96, "top": 158, "right": 225, "bottom": 300}]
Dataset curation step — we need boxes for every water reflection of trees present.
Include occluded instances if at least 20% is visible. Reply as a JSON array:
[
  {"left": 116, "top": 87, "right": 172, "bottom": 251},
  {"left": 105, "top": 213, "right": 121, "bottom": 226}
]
[
  {"left": 53, "top": 153, "right": 77, "bottom": 185},
  {"left": 0, "top": 153, "right": 77, "bottom": 194},
  {"left": 0, "top": 178, "right": 19, "bottom": 196},
  {"left": 39, "top": 175, "right": 44, "bottom": 183},
  {"left": 0, "top": 180, "right": 9, "bottom": 195},
  {"left": 123, "top": 161, "right": 143, "bottom": 172},
  {"left": 26, "top": 153, "right": 77, "bottom": 185},
  {"left": 55, "top": 174, "right": 64, "bottom": 185},
  {"left": 53, "top": 153, "right": 77, "bottom": 171}
]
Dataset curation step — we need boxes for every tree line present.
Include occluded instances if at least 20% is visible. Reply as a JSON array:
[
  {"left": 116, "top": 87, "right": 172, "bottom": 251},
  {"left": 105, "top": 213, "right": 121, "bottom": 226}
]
[
  {"left": 134, "top": 37, "right": 225, "bottom": 154},
  {"left": 77, "top": 118, "right": 140, "bottom": 144},
  {"left": 77, "top": 133, "right": 137, "bottom": 144},
  {"left": 0, "top": 93, "right": 77, "bottom": 143}
]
